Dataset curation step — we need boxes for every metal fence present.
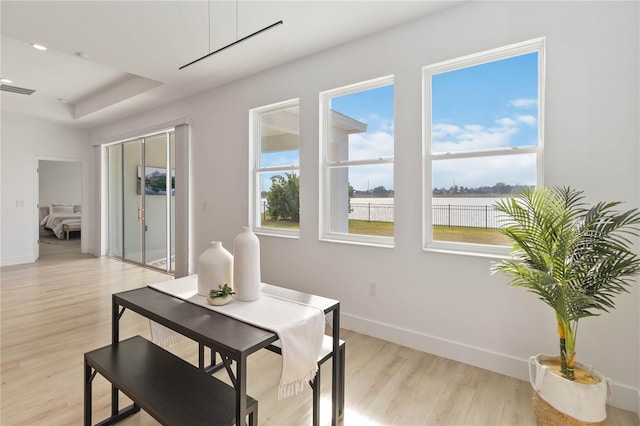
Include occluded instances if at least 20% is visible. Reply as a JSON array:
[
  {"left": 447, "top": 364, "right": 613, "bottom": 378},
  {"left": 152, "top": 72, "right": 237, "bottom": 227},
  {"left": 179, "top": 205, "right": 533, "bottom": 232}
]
[
  {"left": 349, "top": 202, "right": 395, "bottom": 223},
  {"left": 350, "top": 202, "right": 501, "bottom": 228},
  {"left": 263, "top": 199, "right": 502, "bottom": 229},
  {"left": 431, "top": 204, "right": 500, "bottom": 229}
]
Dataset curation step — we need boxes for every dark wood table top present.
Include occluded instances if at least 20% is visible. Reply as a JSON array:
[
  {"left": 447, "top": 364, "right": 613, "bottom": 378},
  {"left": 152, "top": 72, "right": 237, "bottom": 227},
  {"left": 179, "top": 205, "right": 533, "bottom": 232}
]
[{"left": 114, "top": 287, "right": 279, "bottom": 358}]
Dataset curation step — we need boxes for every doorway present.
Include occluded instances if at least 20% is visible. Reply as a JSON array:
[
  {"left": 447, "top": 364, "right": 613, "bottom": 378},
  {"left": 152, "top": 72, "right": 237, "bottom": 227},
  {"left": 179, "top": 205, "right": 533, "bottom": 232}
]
[
  {"left": 37, "top": 159, "right": 83, "bottom": 259},
  {"left": 106, "top": 131, "right": 175, "bottom": 273}
]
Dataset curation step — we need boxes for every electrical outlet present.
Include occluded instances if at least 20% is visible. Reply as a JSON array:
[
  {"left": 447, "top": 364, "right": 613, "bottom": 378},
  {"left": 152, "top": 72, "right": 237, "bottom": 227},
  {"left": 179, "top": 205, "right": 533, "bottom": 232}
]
[{"left": 369, "top": 282, "right": 377, "bottom": 296}]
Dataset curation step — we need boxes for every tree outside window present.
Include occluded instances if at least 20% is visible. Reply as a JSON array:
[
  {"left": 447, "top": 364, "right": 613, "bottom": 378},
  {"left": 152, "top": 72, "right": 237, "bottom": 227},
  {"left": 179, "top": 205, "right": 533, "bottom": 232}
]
[{"left": 250, "top": 100, "right": 300, "bottom": 236}]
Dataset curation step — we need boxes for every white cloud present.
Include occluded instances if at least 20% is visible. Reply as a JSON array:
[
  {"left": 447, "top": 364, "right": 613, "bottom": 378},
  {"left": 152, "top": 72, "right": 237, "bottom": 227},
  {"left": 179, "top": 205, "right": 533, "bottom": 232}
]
[
  {"left": 496, "top": 117, "right": 517, "bottom": 127},
  {"left": 516, "top": 114, "right": 537, "bottom": 126},
  {"left": 464, "top": 124, "right": 484, "bottom": 133},
  {"left": 510, "top": 98, "right": 537, "bottom": 108},
  {"left": 432, "top": 124, "right": 518, "bottom": 153},
  {"left": 432, "top": 123, "right": 463, "bottom": 139},
  {"left": 348, "top": 131, "right": 394, "bottom": 160},
  {"left": 432, "top": 153, "right": 537, "bottom": 189}
]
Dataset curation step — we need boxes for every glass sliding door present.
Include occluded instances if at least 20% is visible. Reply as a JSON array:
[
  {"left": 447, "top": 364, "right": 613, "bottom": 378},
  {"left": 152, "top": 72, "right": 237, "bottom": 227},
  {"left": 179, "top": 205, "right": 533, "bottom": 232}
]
[
  {"left": 106, "top": 131, "right": 175, "bottom": 273},
  {"left": 123, "top": 139, "right": 144, "bottom": 264},
  {"left": 107, "top": 144, "right": 123, "bottom": 258},
  {"left": 169, "top": 133, "right": 176, "bottom": 272},
  {"left": 143, "top": 133, "right": 170, "bottom": 269}
]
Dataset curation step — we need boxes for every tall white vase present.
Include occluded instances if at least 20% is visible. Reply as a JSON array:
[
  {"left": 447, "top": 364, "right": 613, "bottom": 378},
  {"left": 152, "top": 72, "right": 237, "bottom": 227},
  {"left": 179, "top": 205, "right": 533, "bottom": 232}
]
[
  {"left": 197, "top": 241, "right": 233, "bottom": 297},
  {"left": 233, "top": 227, "right": 261, "bottom": 301}
]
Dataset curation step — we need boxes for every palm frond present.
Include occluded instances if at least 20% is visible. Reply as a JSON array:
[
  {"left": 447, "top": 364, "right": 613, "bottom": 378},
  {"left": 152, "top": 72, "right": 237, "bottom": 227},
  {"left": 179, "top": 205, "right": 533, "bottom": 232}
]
[{"left": 492, "top": 186, "right": 640, "bottom": 361}]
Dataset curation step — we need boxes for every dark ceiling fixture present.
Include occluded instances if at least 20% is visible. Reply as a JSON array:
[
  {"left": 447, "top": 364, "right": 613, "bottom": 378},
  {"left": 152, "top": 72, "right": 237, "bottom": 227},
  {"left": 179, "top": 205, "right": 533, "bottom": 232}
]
[
  {"left": 179, "top": 1, "right": 283, "bottom": 70},
  {"left": 179, "top": 20, "right": 283, "bottom": 70}
]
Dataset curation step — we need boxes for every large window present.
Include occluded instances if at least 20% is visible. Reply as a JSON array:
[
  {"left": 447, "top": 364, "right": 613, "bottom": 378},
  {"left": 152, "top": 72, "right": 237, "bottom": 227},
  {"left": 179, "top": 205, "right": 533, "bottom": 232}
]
[
  {"left": 423, "top": 38, "right": 544, "bottom": 255},
  {"left": 250, "top": 99, "right": 300, "bottom": 237},
  {"left": 320, "top": 76, "right": 394, "bottom": 246}
]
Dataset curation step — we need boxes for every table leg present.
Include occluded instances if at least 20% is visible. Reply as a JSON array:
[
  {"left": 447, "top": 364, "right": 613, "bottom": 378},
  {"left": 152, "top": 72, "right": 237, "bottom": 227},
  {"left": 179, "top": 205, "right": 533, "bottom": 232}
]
[
  {"left": 332, "top": 305, "right": 341, "bottom": 426},
  {"left": 112, "top": 297, "right": 120, "bottom": 415},
  {"left": 237, "top": 355, "right": 248, "bottom": 426}
]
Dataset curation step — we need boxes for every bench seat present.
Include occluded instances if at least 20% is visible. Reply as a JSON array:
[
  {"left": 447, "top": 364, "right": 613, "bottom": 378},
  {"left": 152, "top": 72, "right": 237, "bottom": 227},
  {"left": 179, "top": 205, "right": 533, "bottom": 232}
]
[{"left": 84, "top": 335, "right": 257, "bottom": 426}]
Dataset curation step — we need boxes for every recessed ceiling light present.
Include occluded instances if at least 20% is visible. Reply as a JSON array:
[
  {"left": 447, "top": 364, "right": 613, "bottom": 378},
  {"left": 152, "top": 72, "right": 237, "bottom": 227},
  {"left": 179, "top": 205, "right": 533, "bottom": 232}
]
[
  {"left": 32, "top": 43, "right": 47, "bottom": 51},
  {"left": 57, "top": 98, "right": 68, "bottom": 104},
  {"left": 0, "top": 78, "right": 12, "bottom": 84},
  {"left": 75, "top": 51, "right": 90, "bottom": 59}
]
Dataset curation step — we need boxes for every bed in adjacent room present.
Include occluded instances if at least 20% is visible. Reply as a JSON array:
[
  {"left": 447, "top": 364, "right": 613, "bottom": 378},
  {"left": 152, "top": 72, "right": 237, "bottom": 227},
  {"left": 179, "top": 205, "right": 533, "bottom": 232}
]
[{"left": 40, "top": 203, "right": 81, "bottom": 239}]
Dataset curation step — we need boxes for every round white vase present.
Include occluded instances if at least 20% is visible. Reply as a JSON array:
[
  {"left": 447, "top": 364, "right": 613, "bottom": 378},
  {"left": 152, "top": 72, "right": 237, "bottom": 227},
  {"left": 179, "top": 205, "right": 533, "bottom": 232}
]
[
  {"left": 197, "top": 241, "right": 233, "bottom": 297},
  {"left": 233, "top": 227, "right": 261, "bottom": 301}
]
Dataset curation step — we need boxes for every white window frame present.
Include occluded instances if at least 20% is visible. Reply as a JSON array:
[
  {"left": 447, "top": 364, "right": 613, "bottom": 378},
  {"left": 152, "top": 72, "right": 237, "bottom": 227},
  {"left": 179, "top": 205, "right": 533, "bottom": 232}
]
[
  {"left": 422, "top": 38, "right": 545, "bottom": 256},
  {"left": 320, "top": 75, "right": 395, "bottom": 247},
  {"left": 249, "top": 98, "right": 300, "bottom": 238}
]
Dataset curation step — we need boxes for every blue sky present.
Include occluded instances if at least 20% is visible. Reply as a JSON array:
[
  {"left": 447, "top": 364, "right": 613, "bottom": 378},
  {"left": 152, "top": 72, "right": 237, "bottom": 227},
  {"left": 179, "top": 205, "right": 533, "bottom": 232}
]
[{"left": 261, "top": 51, "right": 539, "bottom": 193}]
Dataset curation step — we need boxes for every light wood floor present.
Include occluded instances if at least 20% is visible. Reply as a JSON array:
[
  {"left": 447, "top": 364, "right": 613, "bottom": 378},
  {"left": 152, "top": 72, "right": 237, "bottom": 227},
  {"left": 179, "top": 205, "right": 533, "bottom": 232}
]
[{"left": 2, "top": 239, "right": 639, "bottom": 425}]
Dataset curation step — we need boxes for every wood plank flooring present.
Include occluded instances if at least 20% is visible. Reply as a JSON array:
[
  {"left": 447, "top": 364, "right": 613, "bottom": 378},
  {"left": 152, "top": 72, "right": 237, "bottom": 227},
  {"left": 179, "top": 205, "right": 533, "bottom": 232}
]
[{"left": 1, "top": 239, "right": 639, "bottom": 425}]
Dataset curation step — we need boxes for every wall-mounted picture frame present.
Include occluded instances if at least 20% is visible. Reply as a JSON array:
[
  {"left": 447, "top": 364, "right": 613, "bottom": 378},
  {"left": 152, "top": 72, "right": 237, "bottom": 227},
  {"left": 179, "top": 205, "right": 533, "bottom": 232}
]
[{"left": 137, "top": 166, "right": 175, "bottom": 195}]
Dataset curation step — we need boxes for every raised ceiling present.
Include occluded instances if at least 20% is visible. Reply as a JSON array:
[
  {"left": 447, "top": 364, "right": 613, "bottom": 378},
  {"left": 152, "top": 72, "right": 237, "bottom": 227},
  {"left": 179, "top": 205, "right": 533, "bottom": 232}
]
[{"left": 1, "top": 1, "right": 460, "bottom": 129}]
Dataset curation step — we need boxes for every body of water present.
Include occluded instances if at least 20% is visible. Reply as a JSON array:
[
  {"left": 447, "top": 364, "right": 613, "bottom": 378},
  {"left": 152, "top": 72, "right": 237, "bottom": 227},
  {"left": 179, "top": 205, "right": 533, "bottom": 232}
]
[{"left": 349, "top": 197, "right": 508, "bottom": 227}]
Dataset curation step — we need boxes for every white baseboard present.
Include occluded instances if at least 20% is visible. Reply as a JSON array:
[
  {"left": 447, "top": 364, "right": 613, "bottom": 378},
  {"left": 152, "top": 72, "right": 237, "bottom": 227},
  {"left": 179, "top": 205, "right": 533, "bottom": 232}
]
[
  {"left": 342, "top": 312, "right": 639, "bottom": 413},
  {"left": 0, "top": 255, "right": 36, "bottom": 267}
]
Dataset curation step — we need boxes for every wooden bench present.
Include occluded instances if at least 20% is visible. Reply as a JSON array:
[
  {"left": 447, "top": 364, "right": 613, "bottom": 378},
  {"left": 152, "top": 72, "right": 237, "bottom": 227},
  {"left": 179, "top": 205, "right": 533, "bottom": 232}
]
[
  {"left": 63, "top": 223, "right": 80, "bottom": 240},
  {"left": 84, "top": 335, "right": 258, "bottom": 426}
]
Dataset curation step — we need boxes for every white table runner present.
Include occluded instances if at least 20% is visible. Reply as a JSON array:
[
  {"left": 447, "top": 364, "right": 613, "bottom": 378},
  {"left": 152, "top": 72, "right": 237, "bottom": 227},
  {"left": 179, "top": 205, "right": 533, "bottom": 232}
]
[{"left": 148, "top": 275, "right": 325, "bottom": 399}]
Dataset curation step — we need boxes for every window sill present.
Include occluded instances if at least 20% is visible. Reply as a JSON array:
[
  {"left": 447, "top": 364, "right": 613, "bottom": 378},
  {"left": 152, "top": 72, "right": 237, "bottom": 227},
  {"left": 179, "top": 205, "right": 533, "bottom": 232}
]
[
  {"left": 423, "top": 241, "right": 510, "bottom": 260},
  {"left": 320, "top": 233, "right": 394, "bottom": 249}
]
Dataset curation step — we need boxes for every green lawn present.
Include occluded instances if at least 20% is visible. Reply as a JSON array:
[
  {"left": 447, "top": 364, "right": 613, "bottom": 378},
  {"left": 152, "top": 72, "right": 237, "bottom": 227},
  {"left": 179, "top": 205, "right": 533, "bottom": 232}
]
[
  {"left": 261, "top": 219, "right": 300, "bottom": 230},
  {"left": 348, "top": 219, "right": 393, "bottom": 236},
  {"left": 263, "top": 218, "right": 509, "bottom": 246},
  {"left": 433, "top": 225, "right": 510, "bottom": 246}
]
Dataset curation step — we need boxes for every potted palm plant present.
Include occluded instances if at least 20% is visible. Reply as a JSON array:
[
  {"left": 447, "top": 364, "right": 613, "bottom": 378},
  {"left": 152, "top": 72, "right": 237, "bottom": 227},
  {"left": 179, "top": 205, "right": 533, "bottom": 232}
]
[{"left": 492, "top": 186, "right": 640, "bottom": 425}]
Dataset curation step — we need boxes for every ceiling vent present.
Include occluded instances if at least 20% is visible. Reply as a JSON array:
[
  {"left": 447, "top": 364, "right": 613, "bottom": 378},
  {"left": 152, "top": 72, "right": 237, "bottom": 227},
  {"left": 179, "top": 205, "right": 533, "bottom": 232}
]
[{"left": 0, "top": 84, "right": 36, "bottom": 95}]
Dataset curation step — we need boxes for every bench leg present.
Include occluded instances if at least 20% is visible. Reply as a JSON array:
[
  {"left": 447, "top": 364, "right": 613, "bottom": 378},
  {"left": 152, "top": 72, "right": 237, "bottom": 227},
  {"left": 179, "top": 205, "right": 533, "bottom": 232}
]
[
  {"left": 248, "top": 400, "right": 258, "bottom": 426},
  {"left": 339, "top": 343, "right": 345, "bottom": 421}
]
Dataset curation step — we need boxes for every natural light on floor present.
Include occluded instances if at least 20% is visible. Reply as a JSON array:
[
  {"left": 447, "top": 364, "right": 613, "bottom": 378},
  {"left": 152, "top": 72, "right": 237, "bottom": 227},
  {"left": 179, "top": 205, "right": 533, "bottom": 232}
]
[{"left": 320, "top": 396, "right": 382, "bottom": 426}]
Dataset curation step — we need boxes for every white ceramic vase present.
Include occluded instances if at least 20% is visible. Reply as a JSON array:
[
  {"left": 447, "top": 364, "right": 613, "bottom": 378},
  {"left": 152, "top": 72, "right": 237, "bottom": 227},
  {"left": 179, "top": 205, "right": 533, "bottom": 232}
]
[
  {"left": 233, "top": 227, "right": 261, "bottom": 301},
  {"left": 197, "top": 241, "right": 233, "bottom": 297}
]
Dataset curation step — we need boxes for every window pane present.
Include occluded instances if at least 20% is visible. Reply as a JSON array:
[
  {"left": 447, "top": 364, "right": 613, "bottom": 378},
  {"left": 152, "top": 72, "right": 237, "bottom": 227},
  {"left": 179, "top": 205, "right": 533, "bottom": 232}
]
[
  {"left": 432, "top": 52, "right": 538, "bottom": 154},
  {"left": 328, "top": 164, "right": 394, "bottom": 237},
  {"left": 259, "top": 170, "right": 299, "bottom": 230},
  {"left": 431, "top": 154, "right": 536, "bottom": 245},
  {"left": 260, "top": 106, "right": 299, "bottom": 167},
  {"left": 328, "top": 84, "right": 394, "bottom": 162}
]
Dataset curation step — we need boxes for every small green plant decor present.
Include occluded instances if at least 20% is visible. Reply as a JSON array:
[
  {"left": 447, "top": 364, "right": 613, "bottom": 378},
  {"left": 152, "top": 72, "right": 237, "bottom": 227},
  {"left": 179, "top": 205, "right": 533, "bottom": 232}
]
[
  {"left": 491, "top": 186, "right": 640, "bottom": 381},
  {"left": 209, "top": 283, "right": 235, "bottom": 299}
]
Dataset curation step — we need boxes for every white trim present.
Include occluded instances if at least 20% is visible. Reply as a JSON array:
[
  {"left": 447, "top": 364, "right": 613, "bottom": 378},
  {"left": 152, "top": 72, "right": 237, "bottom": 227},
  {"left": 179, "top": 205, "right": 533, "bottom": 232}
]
[
  {"left": 424, "top": 37, "right": 546, "bottom": 75},
  {"left": 33, "top": 156, "right": 85, "bottom": 261},
  {"left": 422, "top": 37, "right": 545, "bottom": 254},
  {"left": 249, "top": 98, "right": 300, "bottom": 236},
  {"left": 91, "top": 117, "right": 192, "bottom": 146},
  {"left": 342, "top": 311, "right": 638, "bottom": 412},
  {"left": 319, "top": 75, "right": 395, "bottom": 246},
  {"left": 1, "top": 255, "right": 37, "bottom": 267}
]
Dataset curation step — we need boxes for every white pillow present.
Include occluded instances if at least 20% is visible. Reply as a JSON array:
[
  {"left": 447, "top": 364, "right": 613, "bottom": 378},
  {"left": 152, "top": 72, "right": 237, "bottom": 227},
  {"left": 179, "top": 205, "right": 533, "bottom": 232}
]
[{"left": 51, "top": 203, "right": 74, "bottom": 214}]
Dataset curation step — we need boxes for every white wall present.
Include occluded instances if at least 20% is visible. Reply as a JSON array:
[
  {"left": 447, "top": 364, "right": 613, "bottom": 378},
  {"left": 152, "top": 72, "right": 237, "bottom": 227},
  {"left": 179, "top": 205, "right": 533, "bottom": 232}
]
[
  {"left": 39, "top": 160, "right": 82, "bottom": 208},
  {"left": 1, "top": 112, "right": 90, "bottom": 265},
  {"left": 89, "top": 2, "right": 639, "bottom": 412}
]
